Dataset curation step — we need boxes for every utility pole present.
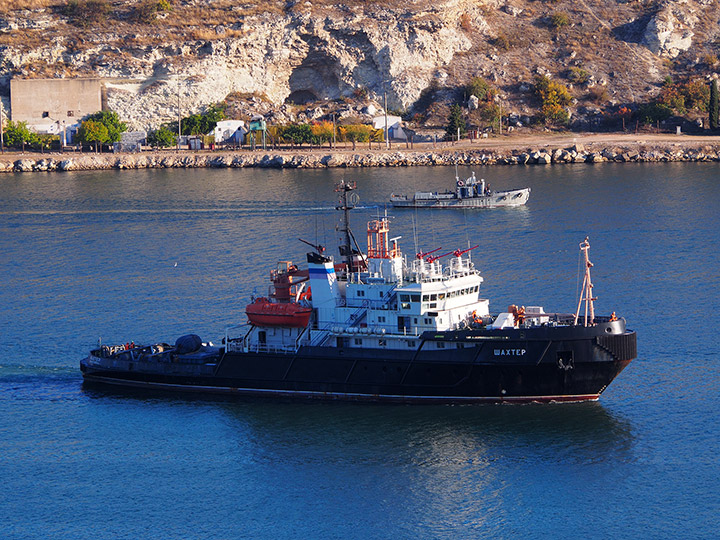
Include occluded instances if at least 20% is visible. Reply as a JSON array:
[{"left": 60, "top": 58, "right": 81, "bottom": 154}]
[
  {"left": 176, "top": 73, "right": 181, "bottom": 152},
  {"left": 0, "top": 99, "right": 4, "bottom": 153},
  {"left": 332, "top": 113, "right": 336, "bottom": 149},
  {"left": 383, "top": 83, "right": 389, "bottom": 149}
]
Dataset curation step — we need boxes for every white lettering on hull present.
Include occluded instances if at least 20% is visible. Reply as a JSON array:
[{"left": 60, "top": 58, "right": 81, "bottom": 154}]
[{"left": 494, "top": 349, "right": 527, "bottom": 356}]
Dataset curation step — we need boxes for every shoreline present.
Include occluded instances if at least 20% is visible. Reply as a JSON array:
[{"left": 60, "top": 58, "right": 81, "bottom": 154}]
[{"left": 3, "top": 133, "right": 720, "bottom": 172}]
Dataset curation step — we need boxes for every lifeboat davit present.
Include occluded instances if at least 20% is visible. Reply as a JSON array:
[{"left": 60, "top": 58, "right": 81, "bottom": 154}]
[{"left": 245, "top": 297, "right": 312, "bottom": 328}]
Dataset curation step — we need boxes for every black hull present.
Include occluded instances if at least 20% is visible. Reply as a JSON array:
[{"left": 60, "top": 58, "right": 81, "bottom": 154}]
[{"left": 81, "top": 325, "right": 636, "bottom": 404}]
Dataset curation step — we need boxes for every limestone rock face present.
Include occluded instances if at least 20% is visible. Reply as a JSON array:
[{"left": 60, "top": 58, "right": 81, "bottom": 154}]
[
  {"left": 0, "top": 0, "right": 475, "bottom": 131},
  {"left": 642, "top": 0, "right": 698, "bottom": 58},
  {"left": 0, "top": 0, "right": 715, "bottom": 131}
]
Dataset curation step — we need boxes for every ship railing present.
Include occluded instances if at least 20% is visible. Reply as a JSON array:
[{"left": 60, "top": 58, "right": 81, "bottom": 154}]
[
  {"left": 244, "top": 343, "right": 299, "bottom": 354},
  {"left": 224, "top": 323, "right": 253, "bottom": 353},
  {"left": 447, "top": 257, "right": 475, "bottom": 276}
]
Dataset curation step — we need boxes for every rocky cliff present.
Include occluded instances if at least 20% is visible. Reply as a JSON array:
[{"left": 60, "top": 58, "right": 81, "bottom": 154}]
[{"left": 0, "top": 0, "right": 718, "bottom": 131}]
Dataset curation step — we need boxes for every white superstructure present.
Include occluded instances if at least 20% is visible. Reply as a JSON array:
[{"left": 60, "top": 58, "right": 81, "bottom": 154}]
[{"left": 236, "top": 215, "right": 491, "bottom": 353}]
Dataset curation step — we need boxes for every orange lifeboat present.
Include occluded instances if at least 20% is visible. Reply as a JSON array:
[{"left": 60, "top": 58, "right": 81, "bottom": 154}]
[{"left": 245, "top": 297, "right": 312, "bottom": 328}]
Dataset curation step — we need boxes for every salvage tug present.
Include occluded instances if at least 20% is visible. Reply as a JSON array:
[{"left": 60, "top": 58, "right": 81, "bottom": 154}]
[{"left": 81, "top": 181, "right": 636, "bottom": 403}]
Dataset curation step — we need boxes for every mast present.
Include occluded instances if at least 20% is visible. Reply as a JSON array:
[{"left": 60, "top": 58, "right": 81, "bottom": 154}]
[
  {"left": 335, "top": 179, "right": 356, "bottom": 271},
  {"left": 574, "top": 237, "right": 596, "bottom": 326}
]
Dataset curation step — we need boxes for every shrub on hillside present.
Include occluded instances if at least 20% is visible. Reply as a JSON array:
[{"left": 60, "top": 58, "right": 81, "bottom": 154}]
[
  {"left": 566, "top": 67, "right": 590, "bottom": 85},
  {"left": 63, "top": 0, "right": 111, "bottom": 27},
  {"left": 549, "top": 12, "right": 570, "bottom": 30},
  {"left": 534, "top": 74, "right": 572, "bottom": 125},
  {"left": 133, "top": 0, "right": 173, "bottom": 24},
  {"left": 587, "top": 86, "right": 609, "bottom": 104},
  {"left": 656, "top": 79, "right": 710, "bottom": 114},
  {"left": 466, "top": 77, "right": 497, "bottom": 103},
  {"left": 492, "top": 33, "right": 512, "bottom": 51}
]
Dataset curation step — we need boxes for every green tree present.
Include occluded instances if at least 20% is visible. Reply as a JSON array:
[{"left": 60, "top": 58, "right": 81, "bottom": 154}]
[
  {"left": 480, "top": 103, "right": 503, "bottom": 130},
  {"left": 446, "top": 104, "right": 466, "bottom": 140},
  {"left": 147, "top": 126, "right": 177, "bottom": 148},
  {"left": 339, "top": 124, "right": 373, "bottom": 150},
  {"left": 37, "top": 134, "right": 59, "bottom": 153},
  {"left": 85, "top": 110, "right": 127, "bottom": 143},
  {"left": 657, "top": 85, "right": 686, "bottom": 114},
  {"left": 180, "top": 103, "right": 226, "bottom": 135},
  {"left": 710, "top": 80, "right": 719, "bottom": 130},
  {"left": 310, "top": 121, "right": 334, "bottom": 147},
  {"left": 78, "top": 120, "right": 109, "bottom": 152},
  {"left": 535, "top": 74, "right": 572, "bottom": 125},
  {"left": 4, "top": 121, "right": 39, "bottom": 150},
  {"left": 681, "top": 80, "right": 710, "bottom": 112},
  {"left": 284, "top": 124, "right": 312, "bottom": 147},
  {"left": 637, "top": 102, "right": 672, "bottom": 125}
]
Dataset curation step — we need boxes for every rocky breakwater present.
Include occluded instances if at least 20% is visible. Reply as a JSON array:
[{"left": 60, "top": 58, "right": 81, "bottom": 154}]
[{"left": 2, "top": 142, "right": 720, "bottom": 173}]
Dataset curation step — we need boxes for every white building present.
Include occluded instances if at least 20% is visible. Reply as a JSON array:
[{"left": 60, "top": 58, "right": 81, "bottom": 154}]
[
  {"left": 372, "top": 115, "right": 407, "bottom": 140},
  {"left": 214, "top": 120, "right": 247, "bottom": 145}
]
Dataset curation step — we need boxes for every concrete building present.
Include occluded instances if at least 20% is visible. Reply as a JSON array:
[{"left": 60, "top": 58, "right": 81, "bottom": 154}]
[{"left": 10, "top": 78, "right": 102, "bottom": 141}]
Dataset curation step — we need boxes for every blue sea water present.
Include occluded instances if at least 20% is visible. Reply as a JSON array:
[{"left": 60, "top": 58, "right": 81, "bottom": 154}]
[{"left": 1, "top": 162, "right": 719, "bottom": 538}]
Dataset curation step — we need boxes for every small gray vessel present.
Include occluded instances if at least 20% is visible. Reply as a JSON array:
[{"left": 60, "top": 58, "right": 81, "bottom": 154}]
[{"left": 390, "top": 171, "right": 530, "bottom": 208}]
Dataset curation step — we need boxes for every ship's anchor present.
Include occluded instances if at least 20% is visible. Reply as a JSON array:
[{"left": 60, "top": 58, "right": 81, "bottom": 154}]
[{"left": 558, "top": 358, "right": 575, "bottom": 371}]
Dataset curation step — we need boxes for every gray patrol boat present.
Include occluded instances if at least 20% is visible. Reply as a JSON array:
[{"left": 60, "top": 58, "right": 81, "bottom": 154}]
[{"left": 390, "top": 171, "right": 530, "bottom": 209}]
